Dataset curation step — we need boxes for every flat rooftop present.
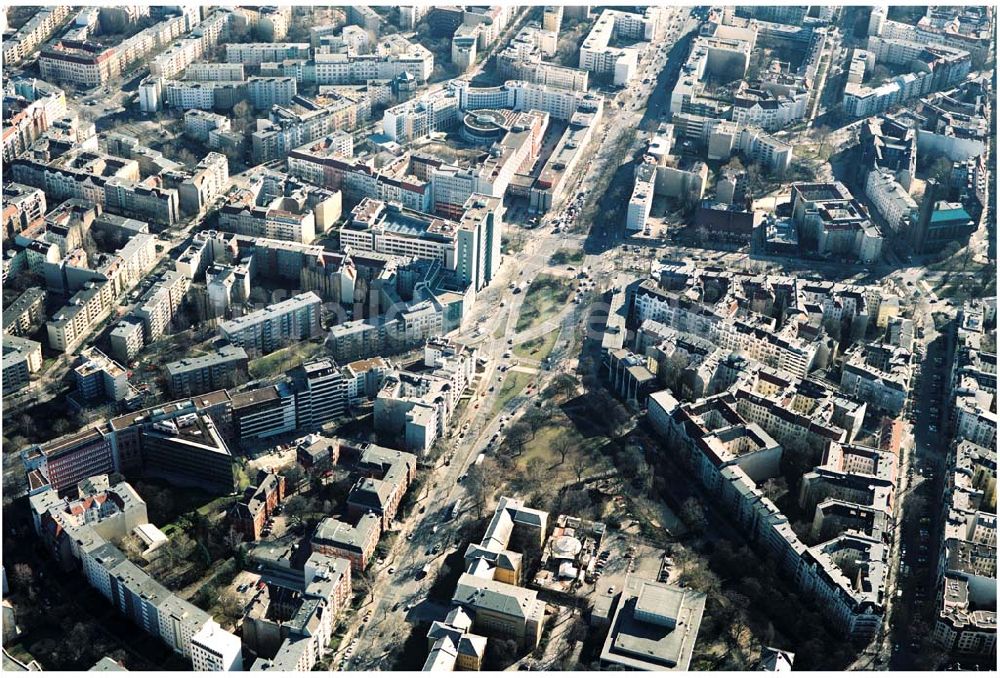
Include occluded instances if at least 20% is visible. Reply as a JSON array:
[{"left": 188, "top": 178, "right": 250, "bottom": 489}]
[{"left": 601, "top": 577, "right": 706, "bottom": 671}]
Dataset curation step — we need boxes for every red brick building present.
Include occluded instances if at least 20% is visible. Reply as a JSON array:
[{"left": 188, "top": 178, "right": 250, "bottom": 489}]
[{"left": 233, "top": 471, "right": 286, "bottom": 541}]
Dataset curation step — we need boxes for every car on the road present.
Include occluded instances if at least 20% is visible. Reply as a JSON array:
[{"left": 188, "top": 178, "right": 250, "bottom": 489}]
[
  {"left": 388, "top": 566, "right": 395, "bottom": 575},
  {"left": 607, "top": 586, "right": 615, "bottom": 595}
]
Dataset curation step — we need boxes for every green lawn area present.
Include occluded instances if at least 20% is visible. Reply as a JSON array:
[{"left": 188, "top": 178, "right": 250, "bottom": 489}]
[
  {"left": 249, "top": 340, "right": 326, "bottom": 378},
  {"left": 489, "top": 370, "right": 533, "bottom": 419},
  {"left": 515, "top": 275, "right": 572, "bottom": 333},
  {"left": 514, "top": 332, "right": 558, "bottom": 362},
  {"left": 549, "top": 248, "right": 585, "bottom": 266},
  {"left": 517, "top": 417, "right": 611, "bottom": 486},
  {"left": 153, "top": 486, "right": 236, "bottom": 535}
]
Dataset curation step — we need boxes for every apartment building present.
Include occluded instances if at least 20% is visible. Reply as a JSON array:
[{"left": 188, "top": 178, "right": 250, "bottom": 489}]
[
  {"left": 312, "top": 513, "right": 382, "bottom": 571},
  {"left": 541, "top": 6, "right": 563, "bottom": 33},
  {"left": 29, "top": 474, "right": 147, "bottom": 564},
  {"left": 731, "top": 83, "right": 809, "bottom": 133},
  {"left": 579, "top": 9, "right": 663, "bottom": 85},
  {"left": 161, "top": 79, "right": 247, "bottom": 111},
  {"left": 219, "top": 292, "right": 322, "bottom": 356},
  {"left": 865, "top": 169, "right": 918, "bottom": 233},
  {"left": 183, "top": 62, "right": 246, "bottom": 82},
  {"left": 225, "top": 42, "right": 311, "bottom": 65},
  {"left": 717, "top": 319, "right": 818, "bottom": 379},
  {"left": 382, "top": 92, "right": 461, "bottom": 143},
  {"left": 839, "top": 343, "right": 912, "bottom": 416},
  {"left": 374, "top": 344, "right": 477, "bottom": 454},
  {"left": 245, "top": 552, "right": 351, "bottom": 671},
  {"left": 183, "top": 110, "right": 231, "bottom": 143},
  {"left": 219, "top": 191, "right": 333, "bottom": 244},
  {"left": 701, "top": 120, "right": 793, "bottom": 175},
  {"left": 180, "top": 229, "right": 356, "bottom": 306},
  {"left": 27, "top": 472, "right": 240, "bottom": 667},
  {"left": 2, "top": 7, "right": 71, "bottom": 66},
  {"left": 289, "top": 359, "right": 349, "bottom": 433},
  {"left": 178, "top": 152, "right": 229, "bottom": 216},
  {"left": 843, "top": 38, "right": 971, "bottom": 118},
  {"left": 669, "top": 23, "right": 756, "bottom": 116},
  {"left": 626, "top": 163, "right": 655, "bottom": 232},
  {"left": 932, "top": 438, "right": 997, "bottom": 657},
  {"left": 344, "top": 195, "right": 502, "bottom": 291},
  {"left": 289, "top": 144, "right": 430, "bottom": 211},
  {"left": 790, "top": 182, "right": 883, "bottom": 264},
  {"left": 74, "top": 346, "right": 129, "bottom": 403},
  {"left": 21, "top": 158, "right": 182, "bottom": 225},
  {"left": 649, "top": 391, "right": 888, "bottom": 641},
  {"left": 251, "top": 96, "right": 359, "bottom": 163},
  {"left": 730, "top": 366, "right": 866, "bottom": 452},
  {"left": 231, "top": 384, "right": 298, "bottom": 444},
  {"left": 2, "top": 79, "right": 67, "bottom": 165},
  {"left": 46, "top": 278, "right": 117, "bottom": 354},
  {"left": 164, "top": 345, "right": 249, "bottom": 397},
  {"left": 347, "top": 445, "right": 418, "bottom": 530},
  {"left": 109, "top": 319, "right": 144, "bottom": 365},
  {"left": 248, "top": 76, "right": 298, "bottom": 110},
  {"left": 3, "top": 286, "right": 46, "bottom": 336},
  {"left": 39, "top": 40, "right": 121, "bottom": 87},
  {"left": 191, "top": 624, "right": 243, "bottom": 671},
  {"left": 529, "top": 106, "right": 600, "bottom": 212},
  {"left": 134, "top": 270, "right": 191, "bottom": 344},
  {"left": 233, "top": 471, "right": 286, "bottom": 541},
  {"left": 2, "top": 335, "right": 43, "bottom": 393}
]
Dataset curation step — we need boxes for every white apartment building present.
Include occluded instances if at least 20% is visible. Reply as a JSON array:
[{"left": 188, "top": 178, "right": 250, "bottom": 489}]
[
  {"left": 191, "top": 622, "right": 243, "bottom": 671},
  {"left": 542, "top": 6, "right": 563, "bottom": 34},
  {"left": 954, "top": 393, "right": 997, "bottom": 449},
  {"left": 864, "top": 169, "right": 917, "bottom": 233},
  {"left": 134, "top": 270, "right": 191, "bottom": 344},
  {"left": 717, "top": 321, "right": 817, "bottom": 379},
  {"left": 626, "top": 164, "right": 655, "bottom": 232},
  {"left": 225, "top": 42, "right": 311, "bottom": 65},
  {"left": 109, "top": 319, "right": 144, "bottom": 364},
  {"left": 219, "top": 292, "right": 322, "bottom": 355},
  {"left": 47, "top": 279, "right": 117, "bottom": 354},
  {"left": 163, "top": 80, "right": 246, "bottom": 111},
  {"left": 453, "top": 80, "right": 604, "bottom": 122},
  {"left": 178, "top": 152, "right": 229, "bottom": 215},
  {"left": 839, "top": 346, "right": 910, "bottom": 416},
  {"left": 183, "top": 109, "right": 231, "bottom": 142},
  {"left": 731, "top": 84, "right": 809, "bottom": 133},
  {"left": 382, "top": 93, "right": 461, "bottom": 143},
  {"left": 184, "top": 62, "right": 245, "bottom": 82},
  {"left": 579, "top": 9, "right": 662, "bottom": 86},
  {"left": 451, "top": 26, "right": 478, "bottom": 73},
  {"left": 248, "top": 76, "right": 297, "bottom": 110},
  {"left": 3, "top": 7, "right": 71, "bottom": 66}
]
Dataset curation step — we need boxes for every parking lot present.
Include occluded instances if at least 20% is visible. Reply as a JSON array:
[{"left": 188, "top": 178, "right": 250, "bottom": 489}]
[{"left": 585, "top": 532, "right": 665, "bottom": 604}]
